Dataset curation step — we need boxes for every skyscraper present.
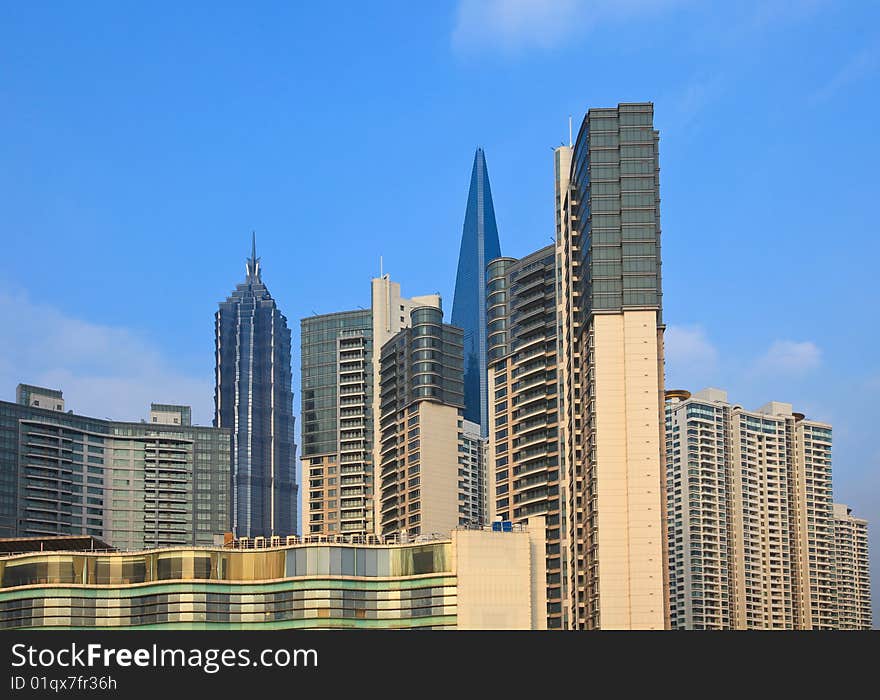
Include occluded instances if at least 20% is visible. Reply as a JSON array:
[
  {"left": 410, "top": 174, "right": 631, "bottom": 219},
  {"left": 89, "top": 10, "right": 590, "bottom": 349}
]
[
  {"left": 452, "top": 148, "right": 502, "bottom": 436},
  {"left": 556, "top": 103, "right": 667, "bottom": 629},
  {"left": 833, "top": 503, "right": 872, "bottom": 630},
  {"left": 486, "top": 245, "right": 565, "bottom": 628},
  {"left": 377, "top": 305, "right": 465, "bottom": 538},
  {"left": 215, "top": 236, "right": 297, "bottom": 538},
  {"left": 300, "top": 274, "right": 440, "bottom": 536},
  {"left": 664, "top": 388, "right": 841, "bottom": 629}
]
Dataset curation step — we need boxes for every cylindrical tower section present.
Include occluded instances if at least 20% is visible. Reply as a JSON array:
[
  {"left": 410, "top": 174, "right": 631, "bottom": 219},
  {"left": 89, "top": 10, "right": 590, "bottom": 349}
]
[
  {"left": 487, "top": 257, "right": 515, "bottom": 364},
  {"left": 410, "top": 305, "right": 444, "bottom": 402}
]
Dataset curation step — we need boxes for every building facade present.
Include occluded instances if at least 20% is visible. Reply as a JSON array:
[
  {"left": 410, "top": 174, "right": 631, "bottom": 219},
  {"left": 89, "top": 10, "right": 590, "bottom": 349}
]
[
  {"left": 300, "top": 275, "right": 441, "bottom": 537},
  {"left": 832, "top": 503, "right": 872, "bottom": 630},
  {"left": 457, "top": 420, "right": 486, "bottom": 528},
  {"left": 452, "top": 148, "right": 502, "bottom": 436},
  {"left": 555, "top": 103, "right": 667, "bottom": 629},
  {"left": 0, "top": 526, "right": 546, "bottom": 630},
  {"left": 0, "top": 386, "right": 231, "bottom": 550},
  {"left": 215, "top": 237, "right": 297, "bottom": 538},
  {"left": 664, "top": 388, "right": 847, "bottom": 629},
  {"left": 486, "top": 246, "right": 566, "bottom": 628},
  {"left": 378, "top": 306, "right": 465, "bottom": 538},
  {"left": 301, "top": 308, "right": 372, "bottom": 537},
  {"left": 16, "top": 385, "right": 65, "bottom": 411}
]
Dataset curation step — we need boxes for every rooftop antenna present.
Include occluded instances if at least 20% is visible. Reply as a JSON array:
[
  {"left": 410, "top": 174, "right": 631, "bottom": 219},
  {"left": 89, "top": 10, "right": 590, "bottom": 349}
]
[
  {"left": 380, "top": 255, "right": 383, "bottom": 278},
  {"left": 246, "top": 231, "right": 261, "bottom": 282},
  {"left": 568, "top": 115, "right": 572, "bottom": 148}
]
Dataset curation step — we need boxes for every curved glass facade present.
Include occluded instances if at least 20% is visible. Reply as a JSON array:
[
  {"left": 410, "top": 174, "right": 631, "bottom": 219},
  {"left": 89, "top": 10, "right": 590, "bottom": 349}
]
[
  {"left": 0, "top": 581, "right": 457, "bottom": 630},
  {"left": 379, "top": 307, "right": 464, "bottom": 415},
  {"left": 0, "top": 529, "right": 540, "bottom": 630},
  {"left": 486, "top": 257, "right": 514, "bottom": 363},
  {"left": 0, "top": 542, "right": 455, "bottom": 629},
  {"left": 0, "top": 542, "right": 452, "bottom": 588}
]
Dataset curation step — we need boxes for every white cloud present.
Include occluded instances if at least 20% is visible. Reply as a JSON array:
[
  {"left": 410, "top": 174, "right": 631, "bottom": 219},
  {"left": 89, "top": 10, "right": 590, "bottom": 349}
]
[
  {"left": 452, "top": 0, "right": 581, "bottom": 53},
  {"left": 0, "top": 290, "right": 212, "bottom": 424},
  {"left": 663, "top": 324, "right": 719, "bottom": 387},
  {"left": 752, "top": 340, "right": 821, "bottom": 376},
  {"left": 450, "top": 0, "right": 833, "bottom": 56},
  {"left": 451, "top": 0, "right": 687, "bottom": 54},
  {"left": 748, "top": 0, "right": 827, "bottom": 28},
  {"left": 810, "top": 40, "right": 880, "bottom": 104},
  {"left": 664, "top": 72, "right": 727, "bottom": 130}
]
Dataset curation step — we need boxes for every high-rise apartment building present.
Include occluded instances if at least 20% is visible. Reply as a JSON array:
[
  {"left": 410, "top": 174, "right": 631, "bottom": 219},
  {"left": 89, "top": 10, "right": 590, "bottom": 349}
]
[
  {"left": 486, "top": 246, "right": 566, "bottom": 628},
  {"left": 832, "top": 503, "right": 872, "bottom": 629},
  {"left": 664, "top": 388, "right": 730, "bottom": 630},
  {"left": 300, "top": 275, "right": 441, "bottom": 536},
  {"left": 452, "top": 148, "right": 502, "bottom": 436},
  {"left": 215, "top": 237, "right": 297, "bottom": 538},
  {"left": 377, "top": 306, "right": 465, "bottom": 538},
  {"left": 0, "top": 385, "right": 231, "bottom": 549},
  {"left": 555, "top": 103, "right": 667, "bottom": 629},
  {"left": 457, "top": 420, "right": 486, "bottom": 527},
  {"left": 664, "top": 388, "right": 842, "bottom": 629}
]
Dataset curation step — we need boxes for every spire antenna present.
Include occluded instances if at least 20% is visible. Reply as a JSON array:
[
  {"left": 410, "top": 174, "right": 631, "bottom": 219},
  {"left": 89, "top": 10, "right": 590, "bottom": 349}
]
[
  {"left": 568, "top": 115, "right": 572, "bottom": 148},
  {"left": 246, "top": 231, "right": 261, "bottom": 282}
]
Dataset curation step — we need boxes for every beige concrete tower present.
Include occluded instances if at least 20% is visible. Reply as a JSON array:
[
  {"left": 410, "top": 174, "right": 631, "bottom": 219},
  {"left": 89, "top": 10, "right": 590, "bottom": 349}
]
[
  {"left": 665, "top": 388, "right": 731, "bottom": 629},
  {"left": 370, "top": 275, "right": 441, "bottom": 534},
  {"left": 486, "top": 246, "right": 566, "bottom": 628},
  {"left": 665, "top": 388, "right": 844, "bottom": 629},
  {"left": 377, "top": 306, "right": 466, "bottom": 538},
  {"left": 833, "top": 503, "right": 872, "bottom": 629},
  {"left": 556, "top": 104, "right": 667, "bottom": 629},
  {"left": 729, "top": 400, "right": 800, "bottom": 628},
  {"left": 790, "top": 411, "right": 835, "bottom": 628}
]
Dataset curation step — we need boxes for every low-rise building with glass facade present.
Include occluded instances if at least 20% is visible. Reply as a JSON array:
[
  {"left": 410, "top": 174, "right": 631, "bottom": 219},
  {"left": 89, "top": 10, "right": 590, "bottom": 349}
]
[{"left": 0, "top": 526, "right": 546, "bottom": 630}]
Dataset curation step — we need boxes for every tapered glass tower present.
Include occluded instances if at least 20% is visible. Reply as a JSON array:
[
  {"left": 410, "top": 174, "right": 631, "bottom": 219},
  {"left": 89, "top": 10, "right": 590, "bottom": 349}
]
[
  {"left": 215, "top": 235, "right": 298, "bottom": 537},
  {"left": 452, "top": 148, "right": 501, "bottom": 436}
]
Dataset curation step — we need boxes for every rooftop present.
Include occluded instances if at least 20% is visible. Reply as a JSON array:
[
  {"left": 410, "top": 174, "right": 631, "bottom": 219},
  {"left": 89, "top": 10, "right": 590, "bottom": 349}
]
[{"left": 0, "top": 535, "right": 115, "bottom": 556}]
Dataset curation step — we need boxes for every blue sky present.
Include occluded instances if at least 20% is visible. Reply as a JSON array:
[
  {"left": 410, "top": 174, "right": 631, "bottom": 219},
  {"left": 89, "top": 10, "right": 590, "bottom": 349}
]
[{"left": 1, "top": 1, "right": 878, "bottom": 621}]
